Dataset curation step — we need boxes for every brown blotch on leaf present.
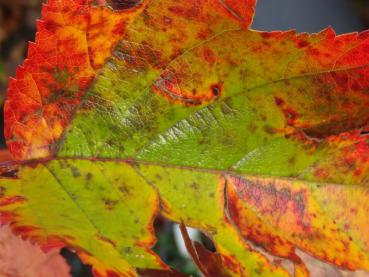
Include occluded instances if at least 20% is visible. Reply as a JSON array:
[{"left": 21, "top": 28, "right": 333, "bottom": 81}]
[
  {"left": 302, "top": 117, "right": 369, "bottom": 140},
  {"left": 103, "top": 198, "right": 118, "bottom": 210},
  {"left": 119, "top": 184, "right": 130, "bottom": 193},
  {"left": 123, "top": 247, "right": 132, "bottom": 254},
  {"left": 96, "top": 234, "right": 117, "bottom": 247},
  {"left": 70, "top": 166, "right": 81, "bottom": 177},
  {"left": 229, "top": 176, "right": 308, "bottom": 228},
  {"left": 264, "top": 125, "right": 277, "bottom": 134},
  {"left": 190, "top": 182, "right": 199, "bottom": 190},
  {"left": 108, "top": 0, "right": 143, "bottom": 10},
  {"left": 85, "top": 172, "right": 93, "bottom": 181}
]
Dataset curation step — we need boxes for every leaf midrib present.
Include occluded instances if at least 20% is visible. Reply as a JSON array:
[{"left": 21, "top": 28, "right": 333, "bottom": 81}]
[{"left": 4, "top": 156, "right": 366, "bottom": 188}]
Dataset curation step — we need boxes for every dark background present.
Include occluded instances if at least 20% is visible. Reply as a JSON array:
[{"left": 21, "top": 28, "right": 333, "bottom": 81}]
[
  {"left": 252, "top": 0, "right": 364, "bottom": 33},
  {"left": 0, "top": 0, "right": 368, "bottom": 276}
]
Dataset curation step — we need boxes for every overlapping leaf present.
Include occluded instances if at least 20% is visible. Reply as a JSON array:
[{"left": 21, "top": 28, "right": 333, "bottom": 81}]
[
  {"left": 1, "top": 0, "right": 369, "bottom": 276},
  {"left": 0, "top": 225, "right": 71, "bottom": 277}
]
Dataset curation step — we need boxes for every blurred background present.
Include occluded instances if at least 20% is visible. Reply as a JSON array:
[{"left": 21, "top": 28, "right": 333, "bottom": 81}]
[{"left": 1, "top": 0, "right": 369, "bottom": 276}]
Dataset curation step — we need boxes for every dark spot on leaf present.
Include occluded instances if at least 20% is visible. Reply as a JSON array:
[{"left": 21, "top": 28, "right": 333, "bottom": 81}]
[
  {"left": 274, "top": 97, "right": 284, "bottom": 106},
  {"left": 210, "top": 84, "right": 221, "bottom": 96},
  {"left": 97, "top": 234, "right": 117, "bottom": 247},
  {"left": 123, "top": 247, "right": 132, "bottom": 254},
  {"left": 119, "top": 185, "right": 130, "bottom": 193},
  {"left": 260, "top": 32, "right": 272, "bottom": 39},
  {"left": 263, "top": 125, "right": 277, "bottom": 134},
  {"left": 103, "top": 198, "right": 118, "bottom": 210},
  {"left": 85, "top": 172, "right": 93, "bottom": 181},
  {"left": 297, "top": 40, "right": 309, "bottom": 48},
  {"left": 289, "top": 157, "right": 296, "bottom": 165},
  {"left": 71, "top": 166, "right": 81, "bottom": 177},
  {"left": 44, "top": 20, "right": 60, "bottom": 33},
  {"left": 190, "top": 182, "right": 199, "bottom": 190},
  {"left": 302, "top": 117, "right": 369, "bottom": 140},
  {"left": 70, "top": 193, "right": 78, "bottom": 201},
  {"left": 331, "top": 71, "right": 349, "bottom": 88},
  {"left": 108, "top": 0, "right": 142, "bottom": 10},
  {"left": 255, "top": 268, "right": 262, "bottom": 274}
]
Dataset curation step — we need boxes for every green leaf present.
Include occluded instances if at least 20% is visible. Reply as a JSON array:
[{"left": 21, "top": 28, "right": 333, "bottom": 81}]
[{"left": 2, "top": 0, "right": 369, "bottom": 276}]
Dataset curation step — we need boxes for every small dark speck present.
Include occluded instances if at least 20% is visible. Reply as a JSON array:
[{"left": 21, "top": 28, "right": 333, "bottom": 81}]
[
  {"left": 85, "top": 172, "right": 93, "bottom": 180},
  {"left": 211, "top": 84, "right": 221, "bottom": 96},
  {"left": 123, "top": 247, "right": 132, "bottom": 254},
  {"left": 190, "top": 182, "right": 199, "bottom": 190},
  {"left": 71, "top": 166, "right": 81, "bottom": 177},
  {"left": 119, "top": 185, "right": 130, "bottom": 193},
  {"left": 103, "top": 198, "right": 118, "bottom": 210}
]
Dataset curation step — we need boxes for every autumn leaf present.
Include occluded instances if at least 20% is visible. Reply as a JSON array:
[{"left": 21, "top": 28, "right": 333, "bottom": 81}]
[
  {"left": 1, "top": 0, "right": 369, "bottom": 276},
  {"left": 0, "top": 225, "right": 71, "bottom": 277}
]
